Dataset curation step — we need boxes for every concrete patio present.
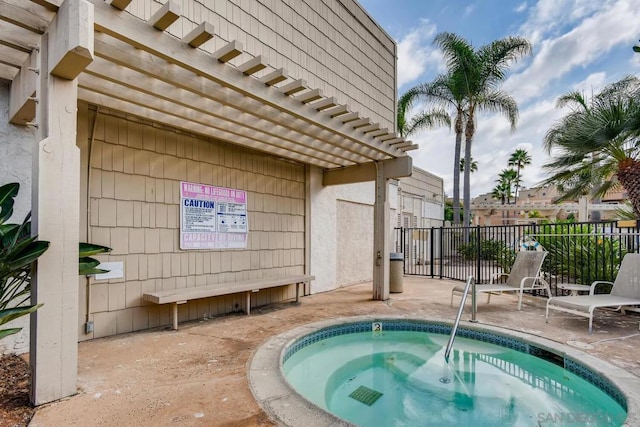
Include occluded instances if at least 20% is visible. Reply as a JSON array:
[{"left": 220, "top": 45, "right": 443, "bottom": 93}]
[{"left": 30, "top": 276, "right": 640, "bottom": 426}]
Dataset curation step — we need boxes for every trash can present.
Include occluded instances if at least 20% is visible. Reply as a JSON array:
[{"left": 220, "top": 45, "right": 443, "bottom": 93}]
[{"left": 390, "top": 252, "right": 404, "bottom": 293}]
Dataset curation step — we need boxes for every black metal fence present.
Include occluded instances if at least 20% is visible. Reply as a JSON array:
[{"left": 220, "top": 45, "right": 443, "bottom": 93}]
[{"left": 394, "top": 221, "right": 640, "bottom": 294}]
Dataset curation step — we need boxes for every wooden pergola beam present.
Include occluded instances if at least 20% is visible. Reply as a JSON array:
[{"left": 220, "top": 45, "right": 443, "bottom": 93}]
[
  {"left": 30, "top": 0, "right": 62, "bottom": 12},
  {"left": 92, "top": 34, "right": 382, "bottom": 161},
  {"left": 311, "top": 96, "right": 337, "bottom": 111},
  {"left": 0, "top": 21, "right": 41, "bottom": 52},
  {"left": 340, "top": 112, "right": 360, "bottom": 123},
  {"left": 182, "top": 22, "right": 214, "bottom": 48},
  {"left": 237, "top": 55, "right": 267, "bottom": 75},
  {"left": 296, "top": 88, "right": 322, "bottom": 104},
  {"left": 89, "top": 0, "right": 402, "bottom": 159},
  {"left": 78, "top": 88, "right": 339, "bottom": 169},
  {"left": 280, "top": 78, "right": 305, "bottom": 95},
  {"left": 399, "top": 144, "right": 419, "bottom": 151},
  {"left": 82, "top": 57, "right": 371, "bottom": 164},
  {"left": 360, "top": 122, "right": 380, "bottom": 133},
  {"left": 147, "top": 0, "right": 180, "bottom": 31},
  {"left": 213, "top": 40, "right": 242, "bottom": 63},
  {"left": 0, "top": 62, "right": 18, "bottom": 81},
  {"left": 9, "top": 51, "right": 37, "bottom": 125},
  {"left": 0, "top": 0, "right": 55, "bottom": 34},
  {"left": 386, "top": 138, "right": 404, "bottom": 145},
  {"left": 325, "top": 104, "right": 348, "bottom": 117},
  {"left": 260, "top": 67, "right": 287, "bottom": 86},
  {"left": 322, "top": 156, "right": 413, "bottom": 186},
  {"left": 350, "top": 118, "right": 371, "bottom": 129},
  {"left": 108, "top": 0, "right": 132, "bottom": 11},
  {"left": 368, "top": 128, "right": 388, "bottom": 137}
]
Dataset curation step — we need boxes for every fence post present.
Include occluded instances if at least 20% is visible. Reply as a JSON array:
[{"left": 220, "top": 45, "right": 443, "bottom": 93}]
[
  {"left": 400, "top": 227, "right": 405, "bottom": 274},
  {"left": 430, "top": 226, "right": 435, "bottom": 277},
  {"left": 476, "top": 225, "right": 481, "bottom": 283},
  {"left": 439, "top": 227, "right": 444, "bottom": 280}
]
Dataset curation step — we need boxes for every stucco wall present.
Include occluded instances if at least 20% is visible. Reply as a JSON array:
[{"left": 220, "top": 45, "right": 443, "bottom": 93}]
[
  {"left": 310, "top": 167, "right": 404, "bottom": 291},
  {"left": 125, "top": 0, "right": 396, "bottom": 129},
  {"left": 336, "top": 200, "right": 373, "bottom": 285},
  {"left": 0, "top": 83, "right": 35, "bottom": 354},
  {"left": 81, "top": 107, "right": 306, "bottom": 339}
]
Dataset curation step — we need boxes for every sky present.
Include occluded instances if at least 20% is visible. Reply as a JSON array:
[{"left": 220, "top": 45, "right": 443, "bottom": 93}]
[{"left": 358, "top": 0, "right": 640, "bottom": 198}]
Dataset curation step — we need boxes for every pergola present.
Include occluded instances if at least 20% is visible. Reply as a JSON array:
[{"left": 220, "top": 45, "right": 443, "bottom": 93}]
[{"left": 0, "top": 0, "right": 416, "bottom": 404}]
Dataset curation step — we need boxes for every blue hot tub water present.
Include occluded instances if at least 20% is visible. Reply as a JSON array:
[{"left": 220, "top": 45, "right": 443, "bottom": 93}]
[{"left": 283, "top": 322, "right": 627, "bottom": 426}]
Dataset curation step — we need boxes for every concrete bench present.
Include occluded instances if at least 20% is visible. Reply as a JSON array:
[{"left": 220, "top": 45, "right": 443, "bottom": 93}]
[{"left": 143, "top": 274, "right": 315, "bottom": 330}]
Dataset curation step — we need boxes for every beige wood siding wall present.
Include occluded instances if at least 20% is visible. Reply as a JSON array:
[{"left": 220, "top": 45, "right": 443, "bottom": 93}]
[
  {"left": 122, "top": 0, "right": 396, "bottom": 129},
  {"left": 80, "top": 107, "right": 305, "bottom": 339}
]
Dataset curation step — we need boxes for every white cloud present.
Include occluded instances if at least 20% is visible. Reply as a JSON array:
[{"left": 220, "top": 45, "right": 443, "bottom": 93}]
[
  {"left": 514, "top": 2, "right": 528, "bottom": 13},
  {"left": 410, "top": 96, "right": 566, "bottom": 196},
  {"left": 396, "top": 19, "right": 444, "bottom": 88},
  {"left": 505, "top": 0, "right": 640, "bottom": 104},
  {"left": 571, "top": 72, "right": 607, "bottom": 94},
  {"left": 519, "top": 0, "right": 610, "bottom": 45},
  {"left": 464, "top": 5, "right": 475, "bottom": 16}
]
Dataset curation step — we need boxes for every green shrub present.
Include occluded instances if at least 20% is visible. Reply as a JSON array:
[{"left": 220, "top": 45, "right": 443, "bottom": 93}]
[
  {"left": 456, "top": 233, "right": 515, "bottom": 271},
  {"left": 536, "top": 223, "right": 626, "bottom": 285},
  {"left": 0, "top": 183, "right": 49, "bottom": 339}
]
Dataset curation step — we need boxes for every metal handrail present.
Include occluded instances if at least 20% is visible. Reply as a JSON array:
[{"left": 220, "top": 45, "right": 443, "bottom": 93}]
[{"left": 444, "top": 275, "right": 474, "bottom": 361}]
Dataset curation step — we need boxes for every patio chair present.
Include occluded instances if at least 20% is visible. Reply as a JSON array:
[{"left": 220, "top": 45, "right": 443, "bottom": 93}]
[
  {"left": 450, "top": 251, "right": 550, "bottom": 310},
  {"left": 546, "top": 253, "right": 640, "bottom": 333}
]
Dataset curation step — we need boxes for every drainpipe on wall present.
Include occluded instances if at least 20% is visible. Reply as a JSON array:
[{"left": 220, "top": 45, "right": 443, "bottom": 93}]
[{"left": 84, "top": 106, "right": 100, "bottom": 334}]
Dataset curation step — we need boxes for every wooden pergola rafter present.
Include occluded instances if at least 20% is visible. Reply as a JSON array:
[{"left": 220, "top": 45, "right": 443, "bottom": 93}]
[{"left": 1, "top": 0, "right": 417, "bottom": 170}]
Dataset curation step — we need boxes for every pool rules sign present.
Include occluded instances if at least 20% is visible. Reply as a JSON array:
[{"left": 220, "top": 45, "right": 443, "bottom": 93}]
[{"left": 180, "top": 181, "right": 248, "bottom": 249}]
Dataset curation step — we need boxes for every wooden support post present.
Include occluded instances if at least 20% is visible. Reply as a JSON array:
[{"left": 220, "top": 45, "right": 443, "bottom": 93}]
[
  {"left": 29, "top": 0, "right": 93, "bottom": 406},
  {"left": 246, "top": 292, "right": 251, "bottom": 315},
  {"left": 373, "top": 161, "right": 390, "bottom": 300},
  {"left": 172, "top": 303, "right": 178, "bottom": 330}
]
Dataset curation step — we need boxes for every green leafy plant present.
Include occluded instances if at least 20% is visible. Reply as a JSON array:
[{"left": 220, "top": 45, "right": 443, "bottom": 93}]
[
  {"left": 79, "top": 242, "right": 111, "bottom": 275},
  {"left": 536, "top": 223, "right": 626, "bottom": 285},
  {"left": 0, "top": 183, "right": 49, "bottom": 339},
  {"left": 0, "top": 183, "right": 111, "bottom": 339},
  {"left": 455, "top": 232, "right": 515, "bottom": 271}
]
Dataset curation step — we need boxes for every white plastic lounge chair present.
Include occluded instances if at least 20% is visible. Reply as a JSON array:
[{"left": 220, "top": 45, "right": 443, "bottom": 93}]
[
  {"left": 546, "top": 253, "right": 640, "bottom": 333},
  {"left": 451, "top": 251, "right": 550, "bottom": 310}
]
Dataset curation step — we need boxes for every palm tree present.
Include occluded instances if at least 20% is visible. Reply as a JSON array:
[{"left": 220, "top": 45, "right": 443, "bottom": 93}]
[
  {"left": 459, "top": 157, "right": 478, "bottom": 173},
  {"left": 491, "top": 179, "right": 511, "bottom": 224},
  {"left": 397, "top": 89, "right": 451, "bottom": 138},
  {"left": 508, "top": 148, "right": 531, "bottom": 203},
  {"left": 542, "top": 76, "right": 640, "bottom": 217},
  {"left": 498, "top": 168, "right": 519, "bottom": 204},
  {"left": 491, "top": 182, "right": 510, "bottom": 205},
  {"left": 434, "top": 32, "right": 532, "bottom": 226},
  {"left": 407, "top": 72, "right": 467, "bottom": 224}
]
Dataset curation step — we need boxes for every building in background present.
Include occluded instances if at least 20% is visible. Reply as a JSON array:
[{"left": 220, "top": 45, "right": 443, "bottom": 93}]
[{"left": 471, "top": 185, "right": 626, "bottom": 225}]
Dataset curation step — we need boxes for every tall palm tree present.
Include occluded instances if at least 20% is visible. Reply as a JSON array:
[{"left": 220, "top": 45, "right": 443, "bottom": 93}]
[
  {"left": 498, "top": 168, "right": 519, "bottom": 204},
  {"left": 397, "top": 89, "right": 451, "bottom": 138},
  {"left": 407, "top": 72, "right": 467, "bottom": 224},
  {"left": 542, "top": 76, "right": 640, "bottom": 217},
  {"left": 508, "top": 148, "right": 531, "bottom": 203},
  {"left": 491, "top": 182, "right": 510, "bottom": 205},
  {"left": 434, "top": 32, "right": 532, "bottom": 226},
  {"left": 459, "top": 157, "right": 478, "bottom": 173}
]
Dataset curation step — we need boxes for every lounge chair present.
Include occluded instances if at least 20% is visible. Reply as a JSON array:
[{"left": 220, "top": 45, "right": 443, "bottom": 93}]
[
  {"left": 546, "top": 253, "right": 640, "bottom": 333},
  {"left": 451, "top": 250, "right": 550, "bottom": 310}
]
